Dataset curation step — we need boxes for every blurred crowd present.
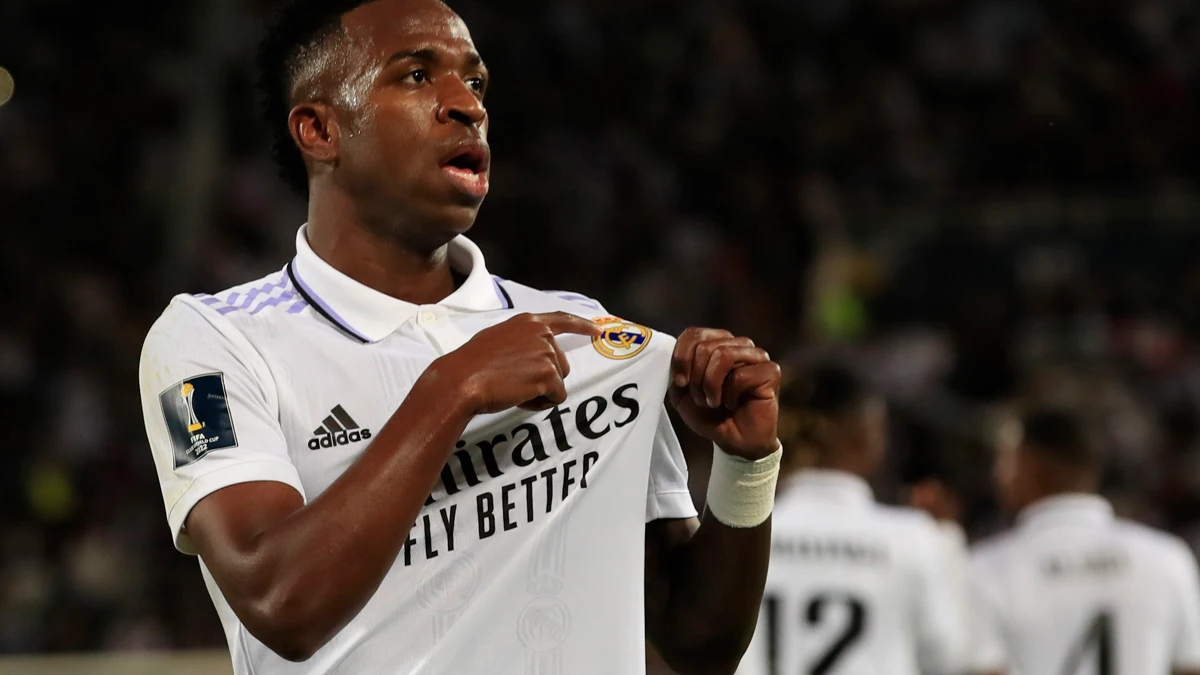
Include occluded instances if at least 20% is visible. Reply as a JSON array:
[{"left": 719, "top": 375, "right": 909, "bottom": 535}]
[{"left": 2, "top": 0, "right": 1200, "bottom": 657}]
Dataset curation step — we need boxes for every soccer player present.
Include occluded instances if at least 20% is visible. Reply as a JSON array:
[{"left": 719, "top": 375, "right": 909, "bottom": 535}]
[
  {"left": 736, "top": 361, "right": 967, "bottom": 675},
  {"left": 136, "top": 0, "right": 784, "bottom": 673},
  {"left": 969, "top": 408, "right": 1200, "bottom": 675}
]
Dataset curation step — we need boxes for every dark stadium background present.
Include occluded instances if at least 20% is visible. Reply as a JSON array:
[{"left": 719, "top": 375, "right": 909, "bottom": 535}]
[{"left": 2, "top": 0, "right": 1200, "bottom": 671}]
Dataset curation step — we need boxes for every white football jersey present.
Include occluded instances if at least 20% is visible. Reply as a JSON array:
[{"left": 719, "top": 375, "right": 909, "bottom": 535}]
[
  {"left": 736, "top": 470, "right": 968, "bottom": 675},
  {"left": 138, "top": 226, "right": 697, "bottom": 675},
  {"left": 969, "top": 494, "right": 1200, "bottom": 675}
]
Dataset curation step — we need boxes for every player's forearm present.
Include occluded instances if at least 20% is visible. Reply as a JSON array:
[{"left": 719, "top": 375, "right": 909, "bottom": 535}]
[
  {"left": 649, "top": 514, "right": 771, "bottom": 675},
  {"left": 232, "top": 373, "right": 475, "bottom": 659}
]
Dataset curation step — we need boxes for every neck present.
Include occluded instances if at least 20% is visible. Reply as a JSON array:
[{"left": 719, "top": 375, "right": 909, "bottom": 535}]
[
  {"left": 814, "top": 450, "right": 874, "bottom": 481},
  {"left": 307, "top": 186, "right": 459, "bottom": 305},
  {"left": 1013, "top": 483, "right": 1098, "bottom": 515},
  {"left": 1027, "top": 464, "right": 1099, "bottom": 506},
  {"left": 1029, "top": 486, "right": 1096, "bottom": 506}
]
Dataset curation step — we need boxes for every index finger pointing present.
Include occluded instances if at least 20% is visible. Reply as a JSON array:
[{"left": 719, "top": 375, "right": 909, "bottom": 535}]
[{"left": 534, "top": 311, "right": 604, "bottom": 337}]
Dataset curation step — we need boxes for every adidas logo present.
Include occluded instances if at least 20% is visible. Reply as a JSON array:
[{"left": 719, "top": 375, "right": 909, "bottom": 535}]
[{"left": 308, "top": 404, "right": 373, "bottom": 450}]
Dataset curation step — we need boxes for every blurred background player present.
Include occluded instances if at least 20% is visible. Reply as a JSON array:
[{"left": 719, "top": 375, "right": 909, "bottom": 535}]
[
  {"left": 970, "top": 407, "right": 1200, "bottom": 675},
  {"left": 901, "top": 430, "right": 974, "bottom": 668},
  {"left": 736, "top": 360, "right": 967, "bottom": 675}
]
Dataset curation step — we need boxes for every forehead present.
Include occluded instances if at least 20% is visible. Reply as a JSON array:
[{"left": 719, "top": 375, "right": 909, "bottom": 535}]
[{"left": 341, "top": 0, "right": 477, "bottom": 58}]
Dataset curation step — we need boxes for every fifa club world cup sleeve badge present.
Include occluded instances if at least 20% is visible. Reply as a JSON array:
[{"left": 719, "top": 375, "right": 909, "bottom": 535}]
[
  {"left": 159, "top": 373, "right": 238, "bottom": 469},
  {"left": 591, "top": 316, "right": 652, "bottom": 360}
]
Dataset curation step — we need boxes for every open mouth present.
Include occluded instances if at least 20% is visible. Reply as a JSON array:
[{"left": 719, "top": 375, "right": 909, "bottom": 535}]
[
  {"left": 440, "top": 143, "right": 490, "bottom": 200},
  {"left": 443, "top": 147, "right": 488, "bottom": 174}
]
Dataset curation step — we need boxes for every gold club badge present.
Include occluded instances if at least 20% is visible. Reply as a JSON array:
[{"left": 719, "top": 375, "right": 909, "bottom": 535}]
[{"left": 591, "top": 316, "right": 652, "bottom": 360}]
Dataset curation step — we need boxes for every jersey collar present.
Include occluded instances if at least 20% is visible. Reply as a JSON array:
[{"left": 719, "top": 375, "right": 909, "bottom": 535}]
[
  {"left": 1017, "top": 493, "right": 1114, "bottom": 531},
  {"left": 288, "top": 225, "right": 510, "bottom": 343},
  {"left": 783, "top": 469, "right": 875, "bottom": 507}
]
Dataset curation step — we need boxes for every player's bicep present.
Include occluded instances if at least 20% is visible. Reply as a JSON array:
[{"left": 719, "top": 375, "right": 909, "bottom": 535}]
[
  {"left": 642, "top": 402, "right": 700, "bottom": 639},
  {"left": 186, "top": 481, "right": 304, "bottom": 580},
  {"left": 644, "top": 516, "right": 700, "bottom": 640}
]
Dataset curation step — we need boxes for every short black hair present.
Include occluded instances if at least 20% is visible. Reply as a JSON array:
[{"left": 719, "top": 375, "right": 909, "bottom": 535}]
[
  {"left": 1020, "top": 407, "right": 1098, "bottom": 468},
  {"left": 779, "top": 359, "right": 873, "bottom": 454},
  {"left": 789, "top": 359, "right": 873, "bottom": 418},
  {"left": 256, "top": 0, "right": 378, "bottom": 195}
]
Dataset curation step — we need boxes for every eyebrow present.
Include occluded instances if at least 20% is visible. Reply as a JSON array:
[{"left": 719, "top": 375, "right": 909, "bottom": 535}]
[{"left": 385, "top": 48, "right": 486, "bottom": 69}]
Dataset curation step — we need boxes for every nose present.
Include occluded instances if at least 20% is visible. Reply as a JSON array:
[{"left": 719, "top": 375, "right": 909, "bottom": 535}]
[{"left": 436, "top": 80, "right": 486, "bottom": 128}]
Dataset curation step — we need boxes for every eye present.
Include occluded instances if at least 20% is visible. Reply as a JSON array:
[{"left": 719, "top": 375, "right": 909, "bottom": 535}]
[
  {"left": 403, "top": 69, "right": 428, "bottom": 84},
  {"left": 467, "top": 76, "right": 487, "bottom": 94}
]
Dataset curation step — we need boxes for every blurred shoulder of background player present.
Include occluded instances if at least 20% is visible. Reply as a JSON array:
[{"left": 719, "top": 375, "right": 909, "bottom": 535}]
[
  {"left": 969, "top": 407, "right": 1200, "bottom": 675},
  {"left": 735, "top": 360, "right": 968, "bottom": 675}
]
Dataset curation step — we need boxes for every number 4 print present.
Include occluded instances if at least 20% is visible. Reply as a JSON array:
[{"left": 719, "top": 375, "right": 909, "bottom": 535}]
[{"left": 1061, "top": 611, "right": 1114, "bottom": 675}]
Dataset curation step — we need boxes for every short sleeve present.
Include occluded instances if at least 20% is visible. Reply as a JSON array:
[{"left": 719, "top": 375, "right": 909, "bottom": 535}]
[
  {"left": 644, "top": 405, "right": 698, "bottom": 522},
  {"left": 966, "top": 552, "right": 1009, "bottom": 671},
  {"left": 1171, "top": 541, "right": 1200, "bottom": 667},
  {"left": 139, "top": 297, "right": 305, "bottom": 555}
]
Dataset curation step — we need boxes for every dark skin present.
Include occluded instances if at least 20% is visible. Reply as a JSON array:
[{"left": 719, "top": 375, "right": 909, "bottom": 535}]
[{"left": 184, "top": 0, "right": 777, "bottom": 670}]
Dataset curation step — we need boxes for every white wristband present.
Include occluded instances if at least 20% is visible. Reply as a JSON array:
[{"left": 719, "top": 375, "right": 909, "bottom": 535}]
[{"left": 705, "top": 442, "right": 782, "bottom": 528}]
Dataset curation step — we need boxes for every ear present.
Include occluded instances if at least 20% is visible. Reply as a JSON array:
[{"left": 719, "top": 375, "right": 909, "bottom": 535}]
[{"left": 288, "top": 102, "right": 340, "bottom": 166}]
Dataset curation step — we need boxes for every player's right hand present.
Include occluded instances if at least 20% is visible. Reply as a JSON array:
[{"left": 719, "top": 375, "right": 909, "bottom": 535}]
[{"left": 435, "top": 312, "right": 602, "bottom": 415}]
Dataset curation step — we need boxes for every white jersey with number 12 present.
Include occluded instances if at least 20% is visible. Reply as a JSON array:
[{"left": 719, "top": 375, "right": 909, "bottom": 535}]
[{"left": 736, "top": 470, "right": 967, "bottom": 675}]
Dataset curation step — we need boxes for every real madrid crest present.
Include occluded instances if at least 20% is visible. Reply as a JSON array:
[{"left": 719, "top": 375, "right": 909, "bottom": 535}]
[{"left": 591, "top": 316, "right": 652, "bottom": 360}]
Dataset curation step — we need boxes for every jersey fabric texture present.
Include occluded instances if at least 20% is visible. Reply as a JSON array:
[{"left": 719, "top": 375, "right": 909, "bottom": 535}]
[
  {"left": 735, "top": 470, "right": 967, "bottom": 675},
  {"left": 969, "top": 494, "right": 1200, "bottom": 675},
  {"left": 138, "top": 227, "right": 698, "bottom": 675}
]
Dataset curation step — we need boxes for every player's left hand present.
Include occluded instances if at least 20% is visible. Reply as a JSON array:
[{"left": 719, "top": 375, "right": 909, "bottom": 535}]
[{"left": 668, "top": 328, "right": 781, "bottom": 460}]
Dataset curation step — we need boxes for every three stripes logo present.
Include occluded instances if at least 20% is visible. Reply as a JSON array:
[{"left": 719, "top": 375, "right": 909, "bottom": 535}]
[{"left": 308, "top": 404, "right": 373, "bottom": 450}]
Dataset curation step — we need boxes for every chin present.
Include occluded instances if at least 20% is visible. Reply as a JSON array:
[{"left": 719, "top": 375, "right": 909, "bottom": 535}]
[
  {"left": 401, "top": 200, "right": 480, "bottom": 251},
  {"left": 441, "top": 199, "right": 482, "bottom": 234}
]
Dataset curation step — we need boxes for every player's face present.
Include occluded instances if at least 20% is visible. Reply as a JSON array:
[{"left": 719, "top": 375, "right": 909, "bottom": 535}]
[{"left": 337, "top": 0, "right": 490, "bottom": 245}]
